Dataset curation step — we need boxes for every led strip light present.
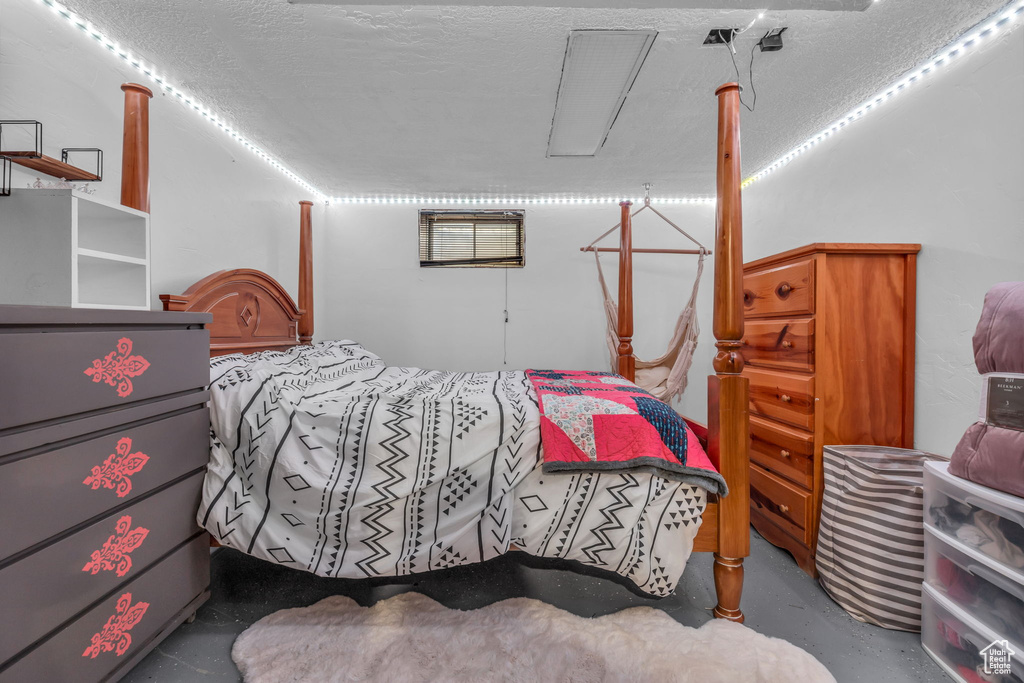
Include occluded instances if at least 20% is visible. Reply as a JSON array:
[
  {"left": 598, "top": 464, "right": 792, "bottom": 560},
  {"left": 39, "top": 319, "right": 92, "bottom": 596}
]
[
  {"left": 742, "top": 0, "right": 1024, "bottom": 188},
  {"left": 33, "top": 0, "right": 1023, "bottom": 203},
  {"left": 31, "top": 0, "right": 709, "bottom": 206},
  {"left": 32, "top": 0, "right": 325, "bottom": 199},
  {"left": 325, "top": 195, "right": 716, "bottom": 205}
]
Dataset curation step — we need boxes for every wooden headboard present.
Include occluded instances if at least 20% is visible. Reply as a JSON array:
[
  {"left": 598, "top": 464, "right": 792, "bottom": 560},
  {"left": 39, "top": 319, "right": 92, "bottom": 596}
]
[
  {"left": 160, "top": 201, "right": 314, "bottom": 356},
  {"left": 160, "top": 268, "right": 302, "bottom": 356}
]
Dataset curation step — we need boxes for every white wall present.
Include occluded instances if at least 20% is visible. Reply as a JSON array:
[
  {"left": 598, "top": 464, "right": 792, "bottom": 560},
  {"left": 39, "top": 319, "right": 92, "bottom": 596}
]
[
  {"left": 0, "top": 1, "right": 324, "bottom": 315},
  {"left": 7, "top": 1, "right": 1018, "bottom": 457},
  {"left": 0, "top": 1, "right": 714, "bottom": 421},
  {"left": 320, "top": 23, "right": 1024, "bottom": 451},
  {"left": 319, "top": 202, "right": 717, "bottom": 418},
  {"left": 743, "top": 27, "right": 1024, "bottom": 455}
]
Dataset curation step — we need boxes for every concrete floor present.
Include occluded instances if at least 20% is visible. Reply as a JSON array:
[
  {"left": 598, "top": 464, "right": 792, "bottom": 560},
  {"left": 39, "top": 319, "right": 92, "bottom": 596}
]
[{"left": 121, "top": 530, "right": 949, "bottom": 682}]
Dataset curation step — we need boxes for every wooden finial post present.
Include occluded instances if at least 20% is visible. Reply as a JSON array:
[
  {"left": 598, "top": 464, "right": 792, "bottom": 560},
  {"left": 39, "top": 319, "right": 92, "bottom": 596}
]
[
  {"left": 617, "top": 200, "right": 635, "bottom": 381},
  {"left": 298, "top": 200, "right": 314, "bottom": 345},
  {"left": 120, "top": 83, "right": 153, "bottom": 213},
  {"left": 713, "top": 83, "right": 745, "bottom": 350},
  {"left": 710, "top": 82, "right": 750, "bottom": 622}
]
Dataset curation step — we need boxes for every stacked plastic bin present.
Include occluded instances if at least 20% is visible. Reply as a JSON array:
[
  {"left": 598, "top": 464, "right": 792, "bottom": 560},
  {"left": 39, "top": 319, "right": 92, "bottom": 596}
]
[{"left": 922, "top": 460, "right": 1024, "bottom": 682}]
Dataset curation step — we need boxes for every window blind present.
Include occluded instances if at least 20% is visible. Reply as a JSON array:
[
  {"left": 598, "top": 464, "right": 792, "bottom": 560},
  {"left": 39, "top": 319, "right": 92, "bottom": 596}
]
[{"left": 419, "top": 210, "right": 525, "bottom": 268}]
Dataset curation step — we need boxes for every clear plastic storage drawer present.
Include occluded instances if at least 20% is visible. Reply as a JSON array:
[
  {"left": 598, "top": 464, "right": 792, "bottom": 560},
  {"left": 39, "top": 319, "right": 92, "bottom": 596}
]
[
  {"left": 921, "top": 582, "right": 1024, "bottom": 683},
  {"left": 925, "top": 525, "right": 1024, "bottom": 647},
  {"left": 924, "top": 461, "right": 1024, "bottom": 577}
]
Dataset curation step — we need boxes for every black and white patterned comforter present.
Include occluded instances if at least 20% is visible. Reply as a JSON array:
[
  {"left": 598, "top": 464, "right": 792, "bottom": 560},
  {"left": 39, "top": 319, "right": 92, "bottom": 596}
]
[{"left": 201, "top": 341, "right": 708, "bottom": 596}]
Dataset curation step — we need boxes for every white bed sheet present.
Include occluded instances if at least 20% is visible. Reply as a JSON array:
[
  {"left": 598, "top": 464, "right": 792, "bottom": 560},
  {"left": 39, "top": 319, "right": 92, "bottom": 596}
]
[{"left": 201, "top": 341, "right": 707, "bottom": 596}]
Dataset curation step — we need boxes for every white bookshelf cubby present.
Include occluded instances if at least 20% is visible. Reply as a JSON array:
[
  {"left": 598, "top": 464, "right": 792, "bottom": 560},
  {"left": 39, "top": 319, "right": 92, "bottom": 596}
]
[{"left": 0, "top": 188, "right": 150, "bottom": 310}]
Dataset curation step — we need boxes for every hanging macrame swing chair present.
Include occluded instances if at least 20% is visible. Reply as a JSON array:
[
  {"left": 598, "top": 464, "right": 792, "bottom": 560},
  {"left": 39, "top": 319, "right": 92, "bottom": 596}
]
[{"left": 581, "top": 187, "right": 709, "bottom": 403}]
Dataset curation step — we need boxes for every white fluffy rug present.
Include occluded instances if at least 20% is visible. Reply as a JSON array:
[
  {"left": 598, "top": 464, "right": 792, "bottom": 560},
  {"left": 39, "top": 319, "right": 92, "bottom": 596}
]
[{"left": 233, "top": 593, "right": 835, "bottom": 683}]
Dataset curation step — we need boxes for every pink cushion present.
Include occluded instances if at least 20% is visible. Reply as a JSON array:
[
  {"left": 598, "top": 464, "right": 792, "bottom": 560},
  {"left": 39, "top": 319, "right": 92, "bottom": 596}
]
[
  {"left": 974, "top": 282, "right": 1024, "bottom": 374},
  {"left": 949, "top": 422, "right": 1024, "bottom": 498}
]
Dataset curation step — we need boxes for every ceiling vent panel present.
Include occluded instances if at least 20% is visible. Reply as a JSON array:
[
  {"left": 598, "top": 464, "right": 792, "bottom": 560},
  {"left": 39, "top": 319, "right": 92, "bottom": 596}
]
[{"left": 546, "top": 29, "right": 657, "bottom": 158}]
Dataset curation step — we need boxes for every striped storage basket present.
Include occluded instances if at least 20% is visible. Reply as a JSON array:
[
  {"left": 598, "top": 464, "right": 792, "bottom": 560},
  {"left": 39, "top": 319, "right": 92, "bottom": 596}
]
[{"left": 816, "top": 446, "right": 945, "bottom": 632}]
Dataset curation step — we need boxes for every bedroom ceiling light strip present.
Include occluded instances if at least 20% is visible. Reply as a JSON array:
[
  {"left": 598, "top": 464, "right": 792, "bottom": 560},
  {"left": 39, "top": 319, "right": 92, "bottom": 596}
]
[
  {"left": 742, "top": 0, "right": 1024, "bottom": 188},
  {"left": 326, "top": 195, "right": 715, "bottom": 205},
  {"left": 547, "top": 30, "right": 658, "bottom": 157},
  {"left": 30, "top": 0, "right": 709, "bottom": 206},
  {"left": 31, "top": 0, "right": 326, "bottom": 200}
]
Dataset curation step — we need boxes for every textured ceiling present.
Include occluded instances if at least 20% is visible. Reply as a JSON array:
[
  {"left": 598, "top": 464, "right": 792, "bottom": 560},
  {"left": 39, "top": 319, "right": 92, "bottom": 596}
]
[
  {"left": 292, "top": 1, "right": 871, "bottom": 9},
  {"left": 58, "top": 0, "right": 1010, "bottom": 197}
]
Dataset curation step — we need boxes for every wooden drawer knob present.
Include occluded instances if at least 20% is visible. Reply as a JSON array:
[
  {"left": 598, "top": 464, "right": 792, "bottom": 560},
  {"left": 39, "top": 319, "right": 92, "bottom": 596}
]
[
  {"left": 777, "top": 283, "right": 792, "bottom": 297},
  {"left": 779, "top": 504, "right": 790, "bottom": 514},
  {"left": 780, "top": 449, "right": 791, "bottom": 458},
  {"left": 781, "top": 394, "right": 792, "bottom": 403},
  {"left": 781, "top": 340, "right": 793, "bottom": 348}
]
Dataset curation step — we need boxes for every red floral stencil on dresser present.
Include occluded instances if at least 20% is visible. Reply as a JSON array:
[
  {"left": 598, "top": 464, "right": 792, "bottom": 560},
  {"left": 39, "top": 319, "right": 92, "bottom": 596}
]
[
  {"left": 82, "top": 515, "right": 150, "bottom": 577},
  {"left": 82, "top": 592, "right": 150, "bottom": 659},
  {"left": 83, "top": 437, "right": 150, "bottom": 498},
  {"left": 84, "top": 337, "right": 151, "bottom": 398}
]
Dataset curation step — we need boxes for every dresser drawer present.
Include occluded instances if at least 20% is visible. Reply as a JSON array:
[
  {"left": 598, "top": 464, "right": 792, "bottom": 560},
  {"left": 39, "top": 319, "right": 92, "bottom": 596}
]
[
  {"left": 0, "top": 534, "right": 209, "bottom": 683},
  {"left": 0, "top": 407, "right": 209, "bottom": 561},
  {"left": 743, "top": 258, "right": 815, "bottom": 318},
  {"left": 749, "top": 416, "right": 815, "bottom": 488},
  {"left": 744, "top": 367, "right": 815, "bottom": 431},
  {"left": 750, "top": 464, "right": 813, "bottom": 544},
  {"left": 742, "top": 319, "right": 814, "bottom": 372},
  {"left": 0, "top": 328, "right": 208, "bottom": 431},
  {"left": 0, "top": 472, "right": 204, "bottom": 664}
]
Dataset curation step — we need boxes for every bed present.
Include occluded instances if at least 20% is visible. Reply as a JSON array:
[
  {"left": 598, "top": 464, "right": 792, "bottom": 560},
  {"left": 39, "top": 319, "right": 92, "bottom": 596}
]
[{"left": 160, "top": 82, "right": 750, "bottom": 620}]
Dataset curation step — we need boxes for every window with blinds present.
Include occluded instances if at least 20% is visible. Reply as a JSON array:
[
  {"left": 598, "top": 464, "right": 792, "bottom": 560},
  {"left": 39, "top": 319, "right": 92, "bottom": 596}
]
[{"left": 419, "top": 210, "right": 525, "bottom": 268}]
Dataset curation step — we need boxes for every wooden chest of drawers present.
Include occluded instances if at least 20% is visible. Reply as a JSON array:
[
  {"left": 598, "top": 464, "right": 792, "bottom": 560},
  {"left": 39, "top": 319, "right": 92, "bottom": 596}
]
[
  {"left": 740, "top": 244, "right": 920, "bottom": 576},
  {"left": 0, "top": 305, "right": 212, "bottom": 683}
]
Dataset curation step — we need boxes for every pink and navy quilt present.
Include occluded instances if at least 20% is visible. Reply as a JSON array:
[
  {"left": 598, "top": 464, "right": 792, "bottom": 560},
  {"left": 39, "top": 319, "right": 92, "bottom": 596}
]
[{"left": 526, "top": 370, "right": 727, "bottom": 496}]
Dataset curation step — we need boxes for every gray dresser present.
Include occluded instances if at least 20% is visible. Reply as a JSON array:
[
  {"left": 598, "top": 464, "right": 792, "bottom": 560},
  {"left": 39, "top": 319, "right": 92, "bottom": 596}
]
[{"left": 0, "top": 305, "right": 212, "bottom": 683}]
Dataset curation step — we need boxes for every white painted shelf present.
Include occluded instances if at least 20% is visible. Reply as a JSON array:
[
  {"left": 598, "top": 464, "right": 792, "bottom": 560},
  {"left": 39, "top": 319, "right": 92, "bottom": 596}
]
[
  {"left": 0, "top": 188, "right": 151, "bottom": 310},
  {"left": 76, "top": 248, "right": 148, "bottom": 266}
]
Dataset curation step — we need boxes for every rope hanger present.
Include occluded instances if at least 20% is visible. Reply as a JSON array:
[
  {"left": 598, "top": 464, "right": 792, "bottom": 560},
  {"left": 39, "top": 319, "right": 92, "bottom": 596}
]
[
  {"left": 579, "top": 184, "right": 711, "bottom": 256},
  {"left": 579, "top": 184, "right": 708, "bottom": 402}
]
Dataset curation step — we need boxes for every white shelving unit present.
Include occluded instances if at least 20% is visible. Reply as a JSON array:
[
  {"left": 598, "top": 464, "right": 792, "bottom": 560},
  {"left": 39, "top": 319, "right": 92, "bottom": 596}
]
[{"left": 0, "top": 188, "right": 150, "bottom": 310}]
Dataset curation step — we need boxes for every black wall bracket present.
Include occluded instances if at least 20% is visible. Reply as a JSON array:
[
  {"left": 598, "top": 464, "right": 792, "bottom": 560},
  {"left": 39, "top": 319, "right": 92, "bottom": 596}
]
[
  {"left": 1, "top": 157, "right": 11, "bottom": 197},
  {"left": 61, "top": 148, "right": 103, "bottom": 181}
]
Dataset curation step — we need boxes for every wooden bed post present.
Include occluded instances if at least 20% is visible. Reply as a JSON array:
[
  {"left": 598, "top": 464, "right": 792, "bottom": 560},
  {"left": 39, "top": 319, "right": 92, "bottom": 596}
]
[
  {"left": 298, "top": 200, "right": 314, "bottom": 345},
  {"left": 710, "top": 82, "right": 750, "bottom": 622},
  {"left": 617, "top": 200, "right": 635, "bottom": 381},
  {"left": 120, "top": 83, "right": 153, "bottom": 213}
]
